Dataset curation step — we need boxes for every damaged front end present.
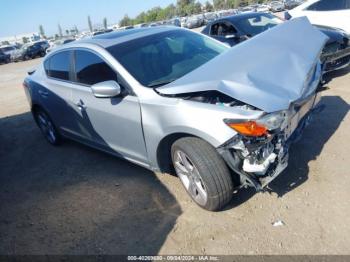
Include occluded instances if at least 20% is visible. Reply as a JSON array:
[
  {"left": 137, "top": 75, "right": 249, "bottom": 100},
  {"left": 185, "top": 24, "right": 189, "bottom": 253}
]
[
  {"left": 218, "top": 93, "right": 322, "bottom": 191},
  {"left": 156, "top": 17, "right": 328, "bottom": 190}
]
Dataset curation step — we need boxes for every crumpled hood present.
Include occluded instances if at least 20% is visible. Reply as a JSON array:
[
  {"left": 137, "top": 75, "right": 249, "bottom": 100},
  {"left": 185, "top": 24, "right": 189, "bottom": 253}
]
[{"left": 157, "top": 17, "right": 328, "bottom": 113}]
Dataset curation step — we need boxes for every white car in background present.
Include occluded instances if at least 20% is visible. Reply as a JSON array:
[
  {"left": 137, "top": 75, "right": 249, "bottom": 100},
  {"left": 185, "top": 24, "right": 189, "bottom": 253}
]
[
  {"left": 286, "top": 0, "right": 350, "bottom": 33},
  {"left": 0, "top": 45, "right": 18, "bottom": 57},
  {"left": 256, "top": 4, "right": 271, "bottom": 12}
]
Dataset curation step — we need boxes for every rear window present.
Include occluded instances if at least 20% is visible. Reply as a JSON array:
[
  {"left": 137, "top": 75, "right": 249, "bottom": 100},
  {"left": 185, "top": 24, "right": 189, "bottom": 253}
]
[
  {"left": 306, "top": 0, "right": 350, "bottom": 11},
  {"left": 106, "top": 30, "right": 227, "bottom": 87},
  {"left": 45, "top": 51, "right": 71, "bottom": 81}
]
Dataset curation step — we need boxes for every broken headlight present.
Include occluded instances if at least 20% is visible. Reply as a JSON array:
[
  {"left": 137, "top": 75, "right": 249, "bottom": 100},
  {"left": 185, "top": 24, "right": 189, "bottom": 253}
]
[
  {"left": 256, "top": 110, "right": 288, "bottom": 131},
  {"left": 225, "top": 110, "right": 288, "bottom": 137}
]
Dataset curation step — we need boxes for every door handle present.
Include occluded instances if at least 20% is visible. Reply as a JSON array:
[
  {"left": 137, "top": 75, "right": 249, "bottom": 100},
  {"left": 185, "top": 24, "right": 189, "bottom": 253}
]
[
  {"left": 38, "top": 90, "right": 49, "bottom": 97},
  {"left": 75, "top": 100, "right": 86, "bottom": 110}
]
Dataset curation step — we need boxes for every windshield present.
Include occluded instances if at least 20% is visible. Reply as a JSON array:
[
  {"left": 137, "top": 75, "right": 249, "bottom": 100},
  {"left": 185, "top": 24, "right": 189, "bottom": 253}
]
[
  {"left": 236, "top": 14, "right": 282, "bottom": 37},
  {"left": 107, "top": 29, "right": 228, "bottom": 87}
]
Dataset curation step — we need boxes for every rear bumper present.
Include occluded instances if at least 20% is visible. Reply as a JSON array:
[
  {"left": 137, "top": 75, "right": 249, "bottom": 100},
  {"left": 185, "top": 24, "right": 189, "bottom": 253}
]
[{"left": 218, "top": 93, "right": 322, "bottom": 191}]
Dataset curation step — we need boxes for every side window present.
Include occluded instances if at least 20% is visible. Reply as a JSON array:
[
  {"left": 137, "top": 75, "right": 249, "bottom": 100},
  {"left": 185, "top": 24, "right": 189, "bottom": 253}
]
[
  {"left": 74, "top": 50, "right": 117, "bottom": 86},
  {"left": 210, "top": 22, "right": 237, "bottom": 36},
  {"left": 307, "top": 0, "right": 349, "bottom": 11},
  {"left": 44, "top": 59, "right": 50, "bottom": 75},
  {"left": 48, "top": 51, "right": 71, "bottom": 81}
]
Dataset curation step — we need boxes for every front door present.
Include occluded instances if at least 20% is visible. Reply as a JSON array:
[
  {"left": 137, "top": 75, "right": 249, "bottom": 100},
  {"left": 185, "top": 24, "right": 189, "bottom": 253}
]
[{"left": 69, "top": 49, "right": 148, "bottom": 164}]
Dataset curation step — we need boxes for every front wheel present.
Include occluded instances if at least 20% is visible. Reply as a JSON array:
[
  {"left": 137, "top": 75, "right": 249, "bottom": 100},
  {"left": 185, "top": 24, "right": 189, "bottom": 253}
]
[
  {"left": 34, "top": 109, "right": 61, "bottom": 145},
  {"left": 171, "top": 137, "right": 233, "bottom": 211}
]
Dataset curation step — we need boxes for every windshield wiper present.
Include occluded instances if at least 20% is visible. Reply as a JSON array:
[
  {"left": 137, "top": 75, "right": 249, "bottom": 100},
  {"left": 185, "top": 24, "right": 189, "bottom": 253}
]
[{"left": 147, "top": 78, "right": 177, "bottom": 88}]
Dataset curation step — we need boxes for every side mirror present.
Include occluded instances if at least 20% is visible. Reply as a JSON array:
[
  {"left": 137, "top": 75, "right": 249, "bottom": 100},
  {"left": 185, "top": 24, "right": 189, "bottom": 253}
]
[{"left": 91, "top": 80, "right": 121, "bottom": 98}]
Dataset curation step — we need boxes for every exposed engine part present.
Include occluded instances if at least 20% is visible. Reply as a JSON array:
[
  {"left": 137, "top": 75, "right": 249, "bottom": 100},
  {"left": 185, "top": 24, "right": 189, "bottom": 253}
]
[
  {"left": 241, "top": 140, "right": 277, "bottom": 176},
  {"left": 228, "top": 133, "right": 285, "bottom": 177},
  {"left": 173, "top": 90, "right": 259, "bottom": 110},
  {"left": 243, "top": 153, "right": 277, "bottom": 175}
]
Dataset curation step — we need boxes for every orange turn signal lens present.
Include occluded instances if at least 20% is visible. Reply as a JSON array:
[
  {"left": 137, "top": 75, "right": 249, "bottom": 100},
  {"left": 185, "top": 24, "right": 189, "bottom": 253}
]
[{"left": 226, "top": 121, "right": 268, "bottom": 137}]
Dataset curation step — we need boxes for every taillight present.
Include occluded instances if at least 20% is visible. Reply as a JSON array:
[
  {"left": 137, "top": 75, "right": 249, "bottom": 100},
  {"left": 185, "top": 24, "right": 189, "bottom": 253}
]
[{"left": 22, "top": 82, "right": 28, "bottom": 89}]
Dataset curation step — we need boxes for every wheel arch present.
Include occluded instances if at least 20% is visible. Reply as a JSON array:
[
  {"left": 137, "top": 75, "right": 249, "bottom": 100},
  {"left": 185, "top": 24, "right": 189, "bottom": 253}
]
[{"left": 156, "top": 131, "right": 222, "bottom": 174}]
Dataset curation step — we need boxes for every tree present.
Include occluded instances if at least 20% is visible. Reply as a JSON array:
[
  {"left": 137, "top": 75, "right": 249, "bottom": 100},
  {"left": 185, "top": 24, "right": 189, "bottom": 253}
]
[
  {"left": 65, "top": 29, "right": 69, "bottom": 35},
  {"left": 1, "top": 41, "right": 10, "bottom": 45},
  {"left": 213, "top": 0, "right": 226, "bottom": 10},
  {"left": 119, "top": 14, "right": 133, "bottom": 27},
  {"left": 39, "top": 25, "right": 45, "bottom": 38},
  {"left": 58, "top": 24, "right": 63, "bottom": 38},
  {"left": 176, "top": 0, "right": 195, "bottom": 16},
  {"left": 88, "top": 15, "right": 93, "bottom": 32},
  {"left": 204, "top": 1, "right": 214, "bottom": 11},
  {"left": 22, "top": 37, "right": 29, "bottom": 44},
  {"left": 103, "top": 17, "right": 108, "bottom": 29},
  {"left": 74, "top": 25, "right": 79, "bottom": 34}
]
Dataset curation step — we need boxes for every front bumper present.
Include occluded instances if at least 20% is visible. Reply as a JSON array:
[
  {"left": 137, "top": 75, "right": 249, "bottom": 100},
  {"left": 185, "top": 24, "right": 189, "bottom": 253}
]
[
  {"left": 218, "top": 93, "right": 322, "bottom": 191},
  {"left": 323, "top": 47, "right": 350, "bottom": 73}
]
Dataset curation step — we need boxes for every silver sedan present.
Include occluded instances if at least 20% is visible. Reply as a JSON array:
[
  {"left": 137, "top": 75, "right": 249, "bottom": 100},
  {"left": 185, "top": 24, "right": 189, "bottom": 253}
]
[{"left": 24, "top": 18, "right": 328, "bottom": 211}]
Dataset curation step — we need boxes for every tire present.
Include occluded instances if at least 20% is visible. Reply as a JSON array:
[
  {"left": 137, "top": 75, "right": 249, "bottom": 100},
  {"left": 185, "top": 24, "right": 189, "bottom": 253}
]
[
  {"left": 34, "top": 109, "right": 62, "bottom": 145},
  {"left": 171, "top": 137, "right": 233, "bottom": 211}
]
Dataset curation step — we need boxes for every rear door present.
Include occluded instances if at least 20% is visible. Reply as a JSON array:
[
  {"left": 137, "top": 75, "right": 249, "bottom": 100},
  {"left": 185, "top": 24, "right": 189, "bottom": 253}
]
[
  {"left": 69, "top": 49, "right": 148, "bottom": 163},
  {"left": 40, "top": 50, "right": 77, "bottom": 134}
]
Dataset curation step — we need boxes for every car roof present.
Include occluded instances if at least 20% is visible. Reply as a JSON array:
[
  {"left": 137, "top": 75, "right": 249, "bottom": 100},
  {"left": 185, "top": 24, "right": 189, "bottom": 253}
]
[
  {"left": 215, "top": 12, "right": 271, "bottom": 23},
  {"left": 72, "top": 26, "right": 183, "bottom": 49}
]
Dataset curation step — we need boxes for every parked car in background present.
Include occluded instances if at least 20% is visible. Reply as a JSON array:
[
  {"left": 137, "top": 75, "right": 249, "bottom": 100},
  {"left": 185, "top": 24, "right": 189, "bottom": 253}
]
[
  {"left": 92, "top": 29, "right": 113, "bottom": 36},
  {"left": 166, "top": 18, "right": 181, "bottom": 27},
  {"left": 315, "top": 25, "right": 350, "bottom": 72},
  {"left": 269, "top": 1, "right": 285, "bottom": 12},
  {"left": 36, "top": 40, "right": 50, "bottom": 51},
  {"left": 201, "top": 12, "right": 283, "bottom": 46},
  {"left": 239, "top": 6, "right": 255, "bottom": 13},
  {"left": 217, "top": 10, "right": 234, "bottom": 18},
  {"left": 184, "top": 15, "right": 204, "bottom": 29},
  {"left": 0, "top": 45, "right": 18, "bottom": 57},
  {"left": 284, "top": 0, "right": 302, "bottom": 9},
  {"left": 0, "top": 49, "right": 11, "bottom": 64},
  {"left": 285, "top": 0, "right": 350, "bottom": 33},
  {"left": 11, "top": 41, "right": 47, "bottom": 61},
  {"left": 202, "top": 12, "right": 350, "bottom": 72},
  {"left": 46, "top": 38, "right": 75, "bottom": 53},
  {"left": 256, "top": 4, "right": 271, "bottom": 12},
  {"left": 204, "top": 12, "right": 218, "bottom": 24},
  {"left": 24, "top": 23, "right": 327, "bottom": 211}
]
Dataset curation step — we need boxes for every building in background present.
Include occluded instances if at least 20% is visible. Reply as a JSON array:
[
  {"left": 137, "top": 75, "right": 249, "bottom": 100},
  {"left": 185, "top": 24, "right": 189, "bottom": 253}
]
[{"left": 0, "top": 32, "right": 41, "bottom": 46}]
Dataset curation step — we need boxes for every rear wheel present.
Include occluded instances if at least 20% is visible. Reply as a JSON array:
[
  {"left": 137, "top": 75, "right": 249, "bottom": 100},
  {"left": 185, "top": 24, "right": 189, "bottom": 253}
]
[
  {"left": 34, "top": 109, "right": 61, "bottom": 145},
  {"left": 171, "top": 137, "right": 233, "bottom": 211}
]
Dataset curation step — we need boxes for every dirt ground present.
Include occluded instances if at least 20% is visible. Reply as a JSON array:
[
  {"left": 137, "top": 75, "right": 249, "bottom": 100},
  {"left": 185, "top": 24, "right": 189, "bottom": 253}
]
[{"left": 0, "top": 57, "right": 349, "bottom": 255}]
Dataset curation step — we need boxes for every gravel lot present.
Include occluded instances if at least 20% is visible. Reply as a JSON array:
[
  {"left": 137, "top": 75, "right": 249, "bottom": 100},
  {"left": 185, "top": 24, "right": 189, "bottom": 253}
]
[{"left": 0, "top": 56, "right": 349, "bottom": 255}]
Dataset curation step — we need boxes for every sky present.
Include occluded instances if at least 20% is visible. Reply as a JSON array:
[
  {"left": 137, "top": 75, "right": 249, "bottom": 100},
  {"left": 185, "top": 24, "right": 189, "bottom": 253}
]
[{"left": 0, "top": 0, "right": 206, "bottom": 38}]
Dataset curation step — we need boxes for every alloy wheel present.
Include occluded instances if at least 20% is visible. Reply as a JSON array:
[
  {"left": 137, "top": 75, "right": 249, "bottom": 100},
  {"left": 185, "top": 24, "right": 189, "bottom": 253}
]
[
  {"left": 173, "top": 150, "right": 208, "bottom": 206},
  {"left": 37, "top": 112, "right": 57, "bottom": 144}
]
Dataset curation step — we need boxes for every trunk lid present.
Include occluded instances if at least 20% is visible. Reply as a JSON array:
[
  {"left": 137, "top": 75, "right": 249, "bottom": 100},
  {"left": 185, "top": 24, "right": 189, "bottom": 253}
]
[{"left": 157, "top": 17, "right": 328, "bottom": 113}]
